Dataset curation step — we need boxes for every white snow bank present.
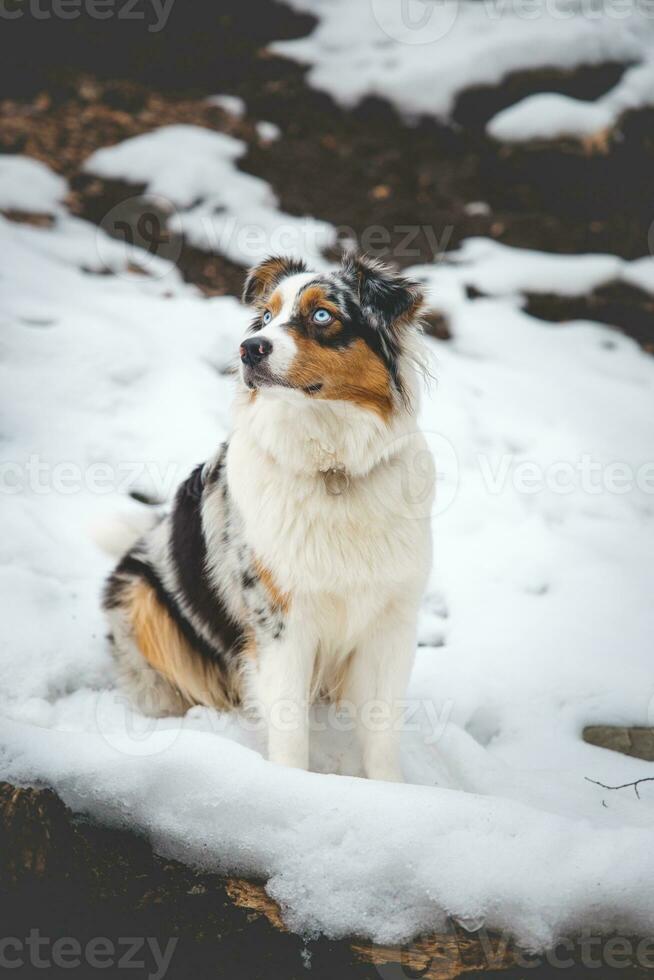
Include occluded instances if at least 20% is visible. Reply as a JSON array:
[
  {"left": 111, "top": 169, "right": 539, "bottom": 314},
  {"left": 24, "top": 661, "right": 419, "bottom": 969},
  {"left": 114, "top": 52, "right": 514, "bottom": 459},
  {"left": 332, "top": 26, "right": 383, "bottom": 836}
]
[
  {"left": 84, "top": 125, "right": 334, "bottom": 266},
  {"left": 272, "top": 1, "right": 654, "bottom": 121},
  {"left": 2, "top": 163, "right": 654, "bottom": 949},
  {"left": 442, "top": 237, "right": 654, "bottom": 299},
  {"left": 0, "top": 155, "right": 67, "bottom": 213},
  {"left": 488, "top": 60, "right": 654, "bottom": 142}
]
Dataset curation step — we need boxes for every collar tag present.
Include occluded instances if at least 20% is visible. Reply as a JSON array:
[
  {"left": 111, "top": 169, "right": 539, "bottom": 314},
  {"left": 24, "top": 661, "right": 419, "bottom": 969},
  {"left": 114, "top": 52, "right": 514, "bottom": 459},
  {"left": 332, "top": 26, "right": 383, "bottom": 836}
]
[{"left": 323, "top": 466, "right": 350, "bottom": 495}]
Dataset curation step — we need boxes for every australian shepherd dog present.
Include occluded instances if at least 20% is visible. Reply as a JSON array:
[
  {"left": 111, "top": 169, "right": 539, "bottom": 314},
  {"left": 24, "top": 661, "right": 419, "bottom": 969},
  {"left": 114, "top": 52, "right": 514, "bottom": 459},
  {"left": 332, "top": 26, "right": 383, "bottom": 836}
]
[{"left": 103, "top": 252, "right": 434, "bottom": 781}]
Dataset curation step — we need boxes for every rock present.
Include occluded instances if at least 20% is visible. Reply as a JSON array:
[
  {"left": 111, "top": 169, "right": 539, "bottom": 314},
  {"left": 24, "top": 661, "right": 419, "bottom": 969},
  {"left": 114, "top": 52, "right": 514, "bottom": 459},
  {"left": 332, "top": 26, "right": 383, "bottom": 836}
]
[{"left": 583, "top": 727, "right": 654, "bottom": 761}]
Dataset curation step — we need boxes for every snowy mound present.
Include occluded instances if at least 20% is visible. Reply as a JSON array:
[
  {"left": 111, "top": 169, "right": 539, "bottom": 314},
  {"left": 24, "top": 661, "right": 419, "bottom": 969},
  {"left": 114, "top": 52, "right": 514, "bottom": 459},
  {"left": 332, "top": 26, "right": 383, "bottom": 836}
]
[
  {"left": 1, "top": 154, "right": 654, "bottom": 950},
  {"left": 0, "top": 155, "right": 67, "bottom": 214}
]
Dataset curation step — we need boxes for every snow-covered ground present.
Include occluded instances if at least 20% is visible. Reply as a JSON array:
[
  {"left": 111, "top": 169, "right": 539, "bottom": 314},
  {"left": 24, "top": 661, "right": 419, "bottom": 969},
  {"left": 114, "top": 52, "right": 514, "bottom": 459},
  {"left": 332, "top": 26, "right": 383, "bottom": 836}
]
[
  {"left": 1, "top": 137, "right": 654, "bottom": 953},
  {"left": 84, "top": 125, "right": 333, "bottom": 265},
  {"left": 273, "top": 1, "right": 654, "bottom": 139}
]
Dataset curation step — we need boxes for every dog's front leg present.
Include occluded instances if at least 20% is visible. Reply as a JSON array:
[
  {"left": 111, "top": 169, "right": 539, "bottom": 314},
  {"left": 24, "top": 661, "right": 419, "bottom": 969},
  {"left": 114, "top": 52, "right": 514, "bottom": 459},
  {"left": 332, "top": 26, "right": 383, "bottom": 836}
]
[
  {"left": 251, "top": 625, "right": 316, "bottom": 770},
  {"left": 345, "top": 603, "right": 418, "bottom": 782}
]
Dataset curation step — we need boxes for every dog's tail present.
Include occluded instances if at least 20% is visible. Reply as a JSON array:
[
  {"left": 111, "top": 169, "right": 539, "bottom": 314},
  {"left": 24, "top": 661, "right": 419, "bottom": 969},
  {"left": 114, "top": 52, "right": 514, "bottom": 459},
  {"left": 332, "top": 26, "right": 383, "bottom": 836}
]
[{"left": 89, "top": 504, "right": 163, "bottom": 558}]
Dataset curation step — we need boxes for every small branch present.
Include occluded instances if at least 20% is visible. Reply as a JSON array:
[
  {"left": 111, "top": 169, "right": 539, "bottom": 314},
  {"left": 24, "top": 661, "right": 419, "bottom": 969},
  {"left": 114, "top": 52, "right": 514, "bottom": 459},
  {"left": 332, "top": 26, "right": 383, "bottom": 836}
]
[{"left": 585, "top": 776, "right": 654, "bottom": 800}]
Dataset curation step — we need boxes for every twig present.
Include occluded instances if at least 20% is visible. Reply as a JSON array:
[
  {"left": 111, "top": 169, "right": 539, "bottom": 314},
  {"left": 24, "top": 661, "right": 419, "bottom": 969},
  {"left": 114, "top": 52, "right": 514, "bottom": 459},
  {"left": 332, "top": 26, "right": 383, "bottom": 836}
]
[{"left": 585, "top": 776, "right": 654, "bottom": 800}]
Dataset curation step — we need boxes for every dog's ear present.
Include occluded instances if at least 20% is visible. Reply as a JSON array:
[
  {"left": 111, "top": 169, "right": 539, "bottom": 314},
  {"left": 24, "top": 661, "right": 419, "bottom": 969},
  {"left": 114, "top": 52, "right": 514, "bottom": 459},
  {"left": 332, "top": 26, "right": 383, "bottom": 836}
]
[
  {"left": 242, "top": 255, "right": 308, "bottom": 305},
  {"left": 341, "top": 252, "right": 424, "bottom": 331}
]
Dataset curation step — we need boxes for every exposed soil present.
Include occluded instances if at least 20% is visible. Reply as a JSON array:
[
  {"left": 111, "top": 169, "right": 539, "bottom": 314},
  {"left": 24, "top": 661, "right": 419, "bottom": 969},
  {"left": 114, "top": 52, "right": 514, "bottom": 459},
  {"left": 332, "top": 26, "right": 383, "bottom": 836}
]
[{"left": 0, "top": 0, "right": 318, "bottom": 99}]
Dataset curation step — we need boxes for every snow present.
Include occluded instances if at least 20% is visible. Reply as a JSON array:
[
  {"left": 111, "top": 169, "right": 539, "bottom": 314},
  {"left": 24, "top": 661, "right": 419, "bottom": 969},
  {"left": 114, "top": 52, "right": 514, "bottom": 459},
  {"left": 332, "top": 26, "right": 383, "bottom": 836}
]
[
  {"left": 256, "top": 120, "right": 282, "bottom": 143},
  {"left": 488, "top": 61, "right": 654, "bottom": 142},
  {"left": 2, "top": 154, "right": 654, "bottom": 951},
  {"left": 272, "top": 1, "right": 654, "bottom": 122},
  {"left": 205, "top": 93, "right": 246, "bottom": 118},
  {"left": 488, "top": 92, "right": 615, "bottom": 142},
  {"left": 84, "top": 125, "right": 334, "bottom": 266},
  {"left": 442, "top": 237, "right": 654, "bottom": 299},
  {"left": 622, "top": 257, "right": 654, "bottom": 295},
  {"left": 0, "top": 155, "right": 67, "bottom": 213}
]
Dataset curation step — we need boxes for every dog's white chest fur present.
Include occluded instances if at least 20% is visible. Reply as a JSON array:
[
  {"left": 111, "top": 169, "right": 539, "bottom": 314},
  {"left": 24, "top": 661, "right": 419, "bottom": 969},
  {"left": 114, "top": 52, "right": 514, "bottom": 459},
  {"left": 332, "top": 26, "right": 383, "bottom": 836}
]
[{"left": 227, "top": 392, "right": 433, "bottom": 657}]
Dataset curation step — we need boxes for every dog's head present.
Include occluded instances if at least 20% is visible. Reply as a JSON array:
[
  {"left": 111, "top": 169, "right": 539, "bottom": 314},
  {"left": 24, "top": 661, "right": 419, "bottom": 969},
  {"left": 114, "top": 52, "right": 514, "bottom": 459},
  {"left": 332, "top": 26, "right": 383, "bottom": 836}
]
[{"left": 239, "top": 253, "right": 425, "bottom": 421}]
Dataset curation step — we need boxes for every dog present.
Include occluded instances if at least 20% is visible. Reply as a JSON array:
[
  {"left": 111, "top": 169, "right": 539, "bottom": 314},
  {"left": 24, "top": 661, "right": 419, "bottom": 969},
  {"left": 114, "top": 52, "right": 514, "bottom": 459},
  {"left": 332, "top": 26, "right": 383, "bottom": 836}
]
[{"left": 103, "top": 252, "right": 434, "bottom": 781}]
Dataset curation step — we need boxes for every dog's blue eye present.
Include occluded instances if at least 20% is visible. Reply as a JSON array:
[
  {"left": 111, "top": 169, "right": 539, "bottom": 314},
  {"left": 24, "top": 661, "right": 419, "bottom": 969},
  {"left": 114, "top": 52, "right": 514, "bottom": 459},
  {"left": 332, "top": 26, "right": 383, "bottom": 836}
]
[
  {"left": 312, "top": 308, "right": 332, "bottom": 325},
  {"left": 262, "top": 310, "right": 272, "bottom": 326}
]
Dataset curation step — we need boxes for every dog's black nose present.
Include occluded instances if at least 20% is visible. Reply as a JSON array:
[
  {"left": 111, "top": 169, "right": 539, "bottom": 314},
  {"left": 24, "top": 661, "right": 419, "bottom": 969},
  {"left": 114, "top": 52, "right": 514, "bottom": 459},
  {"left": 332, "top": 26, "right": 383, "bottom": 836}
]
[{"left": 240, "top": 337, "right": 272, "bottom": 366}]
